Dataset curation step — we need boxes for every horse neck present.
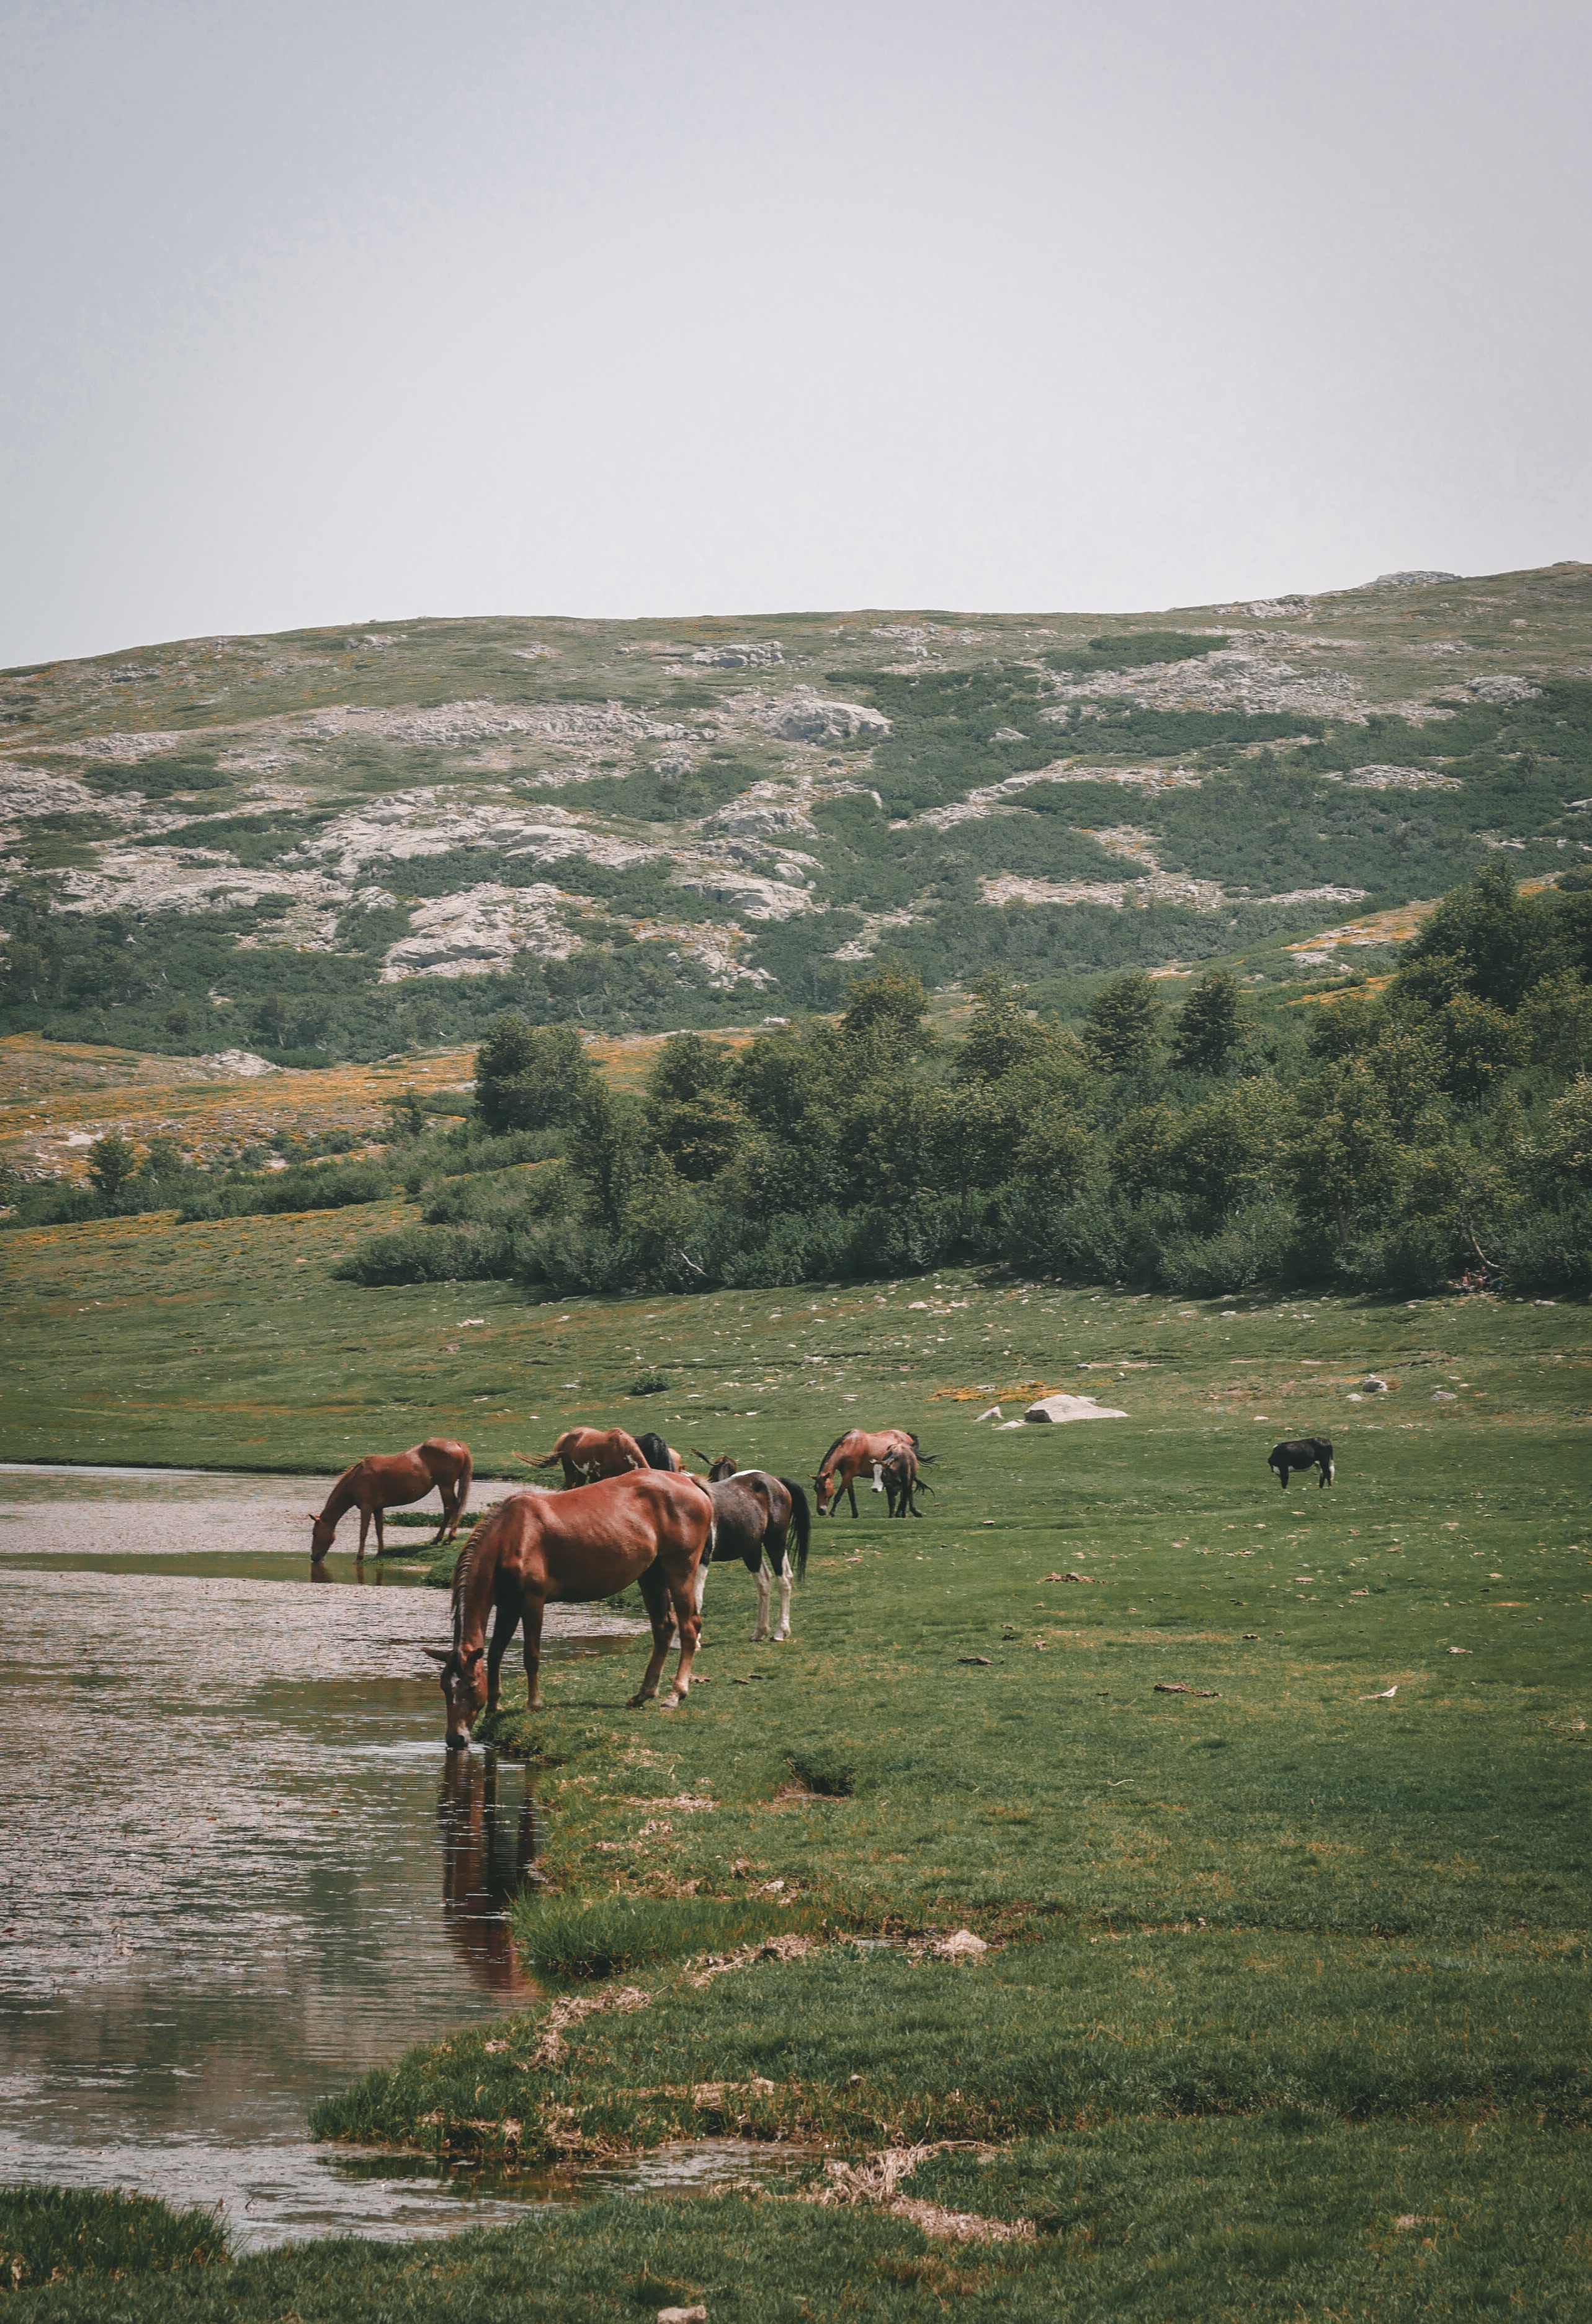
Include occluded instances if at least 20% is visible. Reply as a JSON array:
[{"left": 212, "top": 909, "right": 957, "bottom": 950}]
[
  {"left": 320, "top": 1471, "right": 360, "bottom": 1524},
  {"left": 452, "top": 1527, "right": 497, "bottom": 1651}
]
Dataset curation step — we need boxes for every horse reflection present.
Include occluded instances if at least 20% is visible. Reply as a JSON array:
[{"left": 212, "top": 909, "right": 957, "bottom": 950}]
[{"left": 436, "top": 1749, "right": 541, "bottom": 1997}]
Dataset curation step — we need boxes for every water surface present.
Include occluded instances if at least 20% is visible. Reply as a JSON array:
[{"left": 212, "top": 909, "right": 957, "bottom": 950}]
[{"left": 0, "top": 1466, "right": 718, "bottom": 2246}]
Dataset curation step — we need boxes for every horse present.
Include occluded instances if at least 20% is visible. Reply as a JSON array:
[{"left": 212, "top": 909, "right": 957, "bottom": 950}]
[
  {"left": 697, "top": 1471, "right": 810, "bottom": 1641},
  {"left": 1268, "top": 1437, "right": 1335, "bottom": 1490},
  {"left": 309, "top": 1437, "right": 472, "bottom": 1563},
  {"left": 516, "top": 1427, "right": 646, "bottom": 1489},
  {"left": 879, "top": 1443, "right": 932, "bottom": 1519},
  {"left": 635, "top": 1432, "right": 684, "bottom": 1471},
  {"left": 423, "top": 1469, "right": 715, "bottom": 1741},
  {"left": 691, "top": 1448, "right": 739, "bottom": 1481},
  {"left": 814, "top": 1427, "right": 930, "bottom": 1517}
]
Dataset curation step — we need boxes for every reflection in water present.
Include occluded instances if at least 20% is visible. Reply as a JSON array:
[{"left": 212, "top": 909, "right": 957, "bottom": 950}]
[
  {"left": 437, "top": 1752, "right": 543, "bottom": 1998},
  {"left": 0, "top": 1467, "right": 645, "bottom": 2248}
]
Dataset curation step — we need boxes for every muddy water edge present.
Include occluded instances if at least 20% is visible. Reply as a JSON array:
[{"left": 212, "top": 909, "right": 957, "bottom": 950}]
[{"left": 0, "top": 1465, "right": 673, "bottom": 2248}]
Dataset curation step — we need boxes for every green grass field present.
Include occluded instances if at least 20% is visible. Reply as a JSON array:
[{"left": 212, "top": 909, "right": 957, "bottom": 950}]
[{"left": 2, "top": 1205, "right": 1589, "bottom": 2316}]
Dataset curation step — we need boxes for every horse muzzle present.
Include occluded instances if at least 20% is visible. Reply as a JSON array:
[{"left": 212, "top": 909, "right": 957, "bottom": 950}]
[{"left": 445, "top": 1728, "right": 472, "bottom": 1752}]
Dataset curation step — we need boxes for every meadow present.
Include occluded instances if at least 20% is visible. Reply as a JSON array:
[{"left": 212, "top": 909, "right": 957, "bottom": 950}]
[{"left": 2, "top": 1178, "right": 1589, "bottom": 2315}]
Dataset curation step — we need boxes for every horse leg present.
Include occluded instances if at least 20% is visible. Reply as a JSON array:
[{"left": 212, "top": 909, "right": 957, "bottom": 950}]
[
  {"left": 628, "top": 1565, "right": 675, "bottom": 1707},
  {"left": 484, "top": 1602, "right": 512, "bottom": 1715},
  {"left": 660, "top": 1563, "right": 703, "bottom": 1708},
  {"left": 518, "top": 1596, "right": 545, "bottom": 1713},
  {"left": 753, "top": 1552, "right": 771, "bottom": 1643},
  {"left": 374, "top": 1506, "right": 385, "bottom": 1555},
  {"left": 430, "top": 1484, "right": 452, "bottom": 1546},
  {"left": 357, "top": 1507, "right": 371, "bottom": 1559},
  {"left": 844, "top": 1470, "right": 860, "bottom": 1517},
  {"left": 774, "top": 1551, "right": 792, "bottom": 1643}
]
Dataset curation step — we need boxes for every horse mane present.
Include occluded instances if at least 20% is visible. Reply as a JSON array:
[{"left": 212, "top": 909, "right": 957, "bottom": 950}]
[
  {"left": 449, "top": 1525, "right": 487, "bottom": 1644},
  {"left": 816, "top": 1433, "right": 849, "bottom": 1470}
]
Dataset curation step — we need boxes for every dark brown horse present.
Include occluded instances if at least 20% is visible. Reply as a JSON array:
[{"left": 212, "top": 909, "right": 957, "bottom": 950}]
[
  {"left": 699, "top": 1471, "right": 810, "bottom": 1641},
  {"left": 424, "top": 1469, "right": 715, "bottom": 1743},
  {"left": 880, "top": 1443, "right": 932, "bottom": 1518},
  {"left": 310, "top": 1437, "right": 472, "bottom": 1563},
  {"left": 814, "top": 1427, "right": 929, "bottom": 1517},
  {"left": 691, "top": 1448, "right": 740, "bottom": 1482},
  {"left": 517, "top": 1427, "right": 646, "bottom": 1489}
]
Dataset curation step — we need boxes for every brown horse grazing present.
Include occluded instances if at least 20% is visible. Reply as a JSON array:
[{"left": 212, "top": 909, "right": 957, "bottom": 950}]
[
  {"left": 880, "top": 1443, "right": 932, "bottom": 1519},
  {"left": 814, "top": 1428, "right": 931, "bottom": 1517},
  {"left": 424, "top": 1469, "right": 715, "bottom": 1743},
  {"left": 697, "top": 1471, "right": 811, "bottom": 1641},
  {"left": 310, "top": 1437, "right": 472, "bottom": 1563},
  {"left": 517, "top": 1427, "right": 646, "bottom": 1489},
  {"left": 691, "top": 1449, "right": 739, "bottom": 1481}
]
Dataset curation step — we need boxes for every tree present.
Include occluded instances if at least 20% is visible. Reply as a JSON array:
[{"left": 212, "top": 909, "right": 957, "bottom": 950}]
[
  {"left": 954, "top": 977, "right": 1053, "bottom": 1083},
  {"left": 1083, "top": 972, "right": 1163, "bottom": 1075},
  {"left": 474, "top": 1018, "right": 597, "bottom": 1134},
  {"left": 569, "top": 1083, "right": 640, "bottom": 1231},
  {"left": 87, "top": 1133, "right": 138, "bottom": 1202},
  {"left": 650, "top": 1088, "right": 749, "bottom": 1183},
  {"left": 1286, "top": 1064, "right": 1403, "bottom": 1250},
  {"left": 1169, "top": 971, "right": 1246, "bottom": 1075},
  {"left": 384, "top": 1090, "right": 427, "bottom": 1141},
  {"left": 1398, "top": 861, "right": 1566, "bottom": 1012},
  {"left": 841, "top": 963, "right": 928, "bottom": 1044}
]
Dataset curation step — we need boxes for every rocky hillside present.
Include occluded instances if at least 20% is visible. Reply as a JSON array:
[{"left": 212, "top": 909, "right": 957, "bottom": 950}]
[{"left": 2, "top": 564, "right": 1588, "bottom": 1061}]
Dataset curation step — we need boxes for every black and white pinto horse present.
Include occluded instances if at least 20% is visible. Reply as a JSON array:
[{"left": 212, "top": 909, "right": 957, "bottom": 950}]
[
  {"left": 1268, "top": 1437, "right": 1335, "bottom": 1490},
  {"left": 638, "top": 1440, "right": 808, "bottom": 1640},
  {"left": 698, "top": 1471, "right": 811, "bottom": 1642}
]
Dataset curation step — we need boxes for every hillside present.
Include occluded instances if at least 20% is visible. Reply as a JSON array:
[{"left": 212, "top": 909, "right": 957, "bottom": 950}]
[{"left": 4, "top": 564, "right": 1590, "bottom": 1065}]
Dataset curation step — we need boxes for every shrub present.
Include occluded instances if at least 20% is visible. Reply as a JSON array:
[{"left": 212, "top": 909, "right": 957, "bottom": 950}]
[{"left": 628, "top": 1369, "right": 669, "bottom": 1396}]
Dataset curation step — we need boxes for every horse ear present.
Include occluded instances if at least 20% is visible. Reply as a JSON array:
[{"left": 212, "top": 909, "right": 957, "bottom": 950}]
[
  {"left": 420, "top": 1646, "right": 450, "bottom": 1664},
  {"left": 463, "top": 1644, "right": 485, "bottom": 1667}
]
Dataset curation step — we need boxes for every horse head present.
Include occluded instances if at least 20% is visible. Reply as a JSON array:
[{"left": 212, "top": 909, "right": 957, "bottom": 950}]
[
  {"left": 309, "top": 1511, "right": 336, "bottom": 1563},
  {"left": 423, "top": 1643, "right": 486, "bottom": 1749}
]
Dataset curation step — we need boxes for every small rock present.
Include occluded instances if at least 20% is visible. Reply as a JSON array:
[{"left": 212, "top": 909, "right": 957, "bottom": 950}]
[
  {"left": 658, "top": 2308, "right": 709, "bottom": 2324},
  {"left": 934, "top": 1929, "right": 988, "bottom": 1958},
  {"left": 1433, "top": 1390, "right": 1458, "bottom": 1402},
  {"left": 975, "top": 1404, "right": 1002, "bottom": 1422},
  {"left": 958, "top": 1655, "right": 992, "bottom": 1666},
  {"left": 1360, "top": 1375, "right": 1390, "bottom": 1393}
]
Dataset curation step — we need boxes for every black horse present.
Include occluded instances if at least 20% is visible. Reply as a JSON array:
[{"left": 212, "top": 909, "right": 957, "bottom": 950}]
[
  {"left": 635, "top": 1431, "right": 682, "bottom": 1471},
  {"left": 1268, "top": 1437, "right": 1335, "bottom": 1489}
]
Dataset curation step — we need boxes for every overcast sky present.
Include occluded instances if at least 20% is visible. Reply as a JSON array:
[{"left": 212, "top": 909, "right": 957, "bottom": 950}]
[{"left": 4, "top": 0, "right": 1589, "bottom": 666}]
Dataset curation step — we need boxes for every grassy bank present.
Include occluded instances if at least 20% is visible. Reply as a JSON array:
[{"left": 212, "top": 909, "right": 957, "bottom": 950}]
[
  {"left": 4, "top": 1196, "right": 1589, "bottom": 2313},
  {"left": 0, "top": 2185, "right": 228, "bottom": 2297},
  {"left": 7, "top": 2138, "right": 1589, "bottom": 2320}
]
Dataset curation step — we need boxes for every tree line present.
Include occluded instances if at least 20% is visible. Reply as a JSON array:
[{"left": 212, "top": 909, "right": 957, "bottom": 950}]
[{"left": 334, "top": 861, "right": 1592, "bottom": 1301}]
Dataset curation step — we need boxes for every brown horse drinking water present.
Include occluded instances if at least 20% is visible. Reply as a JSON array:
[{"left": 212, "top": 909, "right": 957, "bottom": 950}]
[
  {"left": 424, "top": 1469, "right": 715, "bottom": 1744},
  {"left": 309, "top": 1437, "right": 473, "bottom": 1563},
  {"left": 813, "top": 1427, "right": 930, "bottom": 1517},
  {"left": 517, "top": 1427, "right": 647, "bottom": 1489}
]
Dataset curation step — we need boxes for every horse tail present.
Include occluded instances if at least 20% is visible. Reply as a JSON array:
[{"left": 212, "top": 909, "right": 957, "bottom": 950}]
[
  {"left": 779, "top": 1480, "right": 810, "bottom": 1580},
  {"left": 514, "top": 1447, "right": 561, "bottom": 1469},
  {"left": 457, "top": 1445, "right": 473, "bottom": 1517}
]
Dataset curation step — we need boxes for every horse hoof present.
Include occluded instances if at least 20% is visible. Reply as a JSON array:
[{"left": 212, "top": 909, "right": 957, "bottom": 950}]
[{"left": 626, "top": 1692, "right": 651, "bottom": 1709}]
